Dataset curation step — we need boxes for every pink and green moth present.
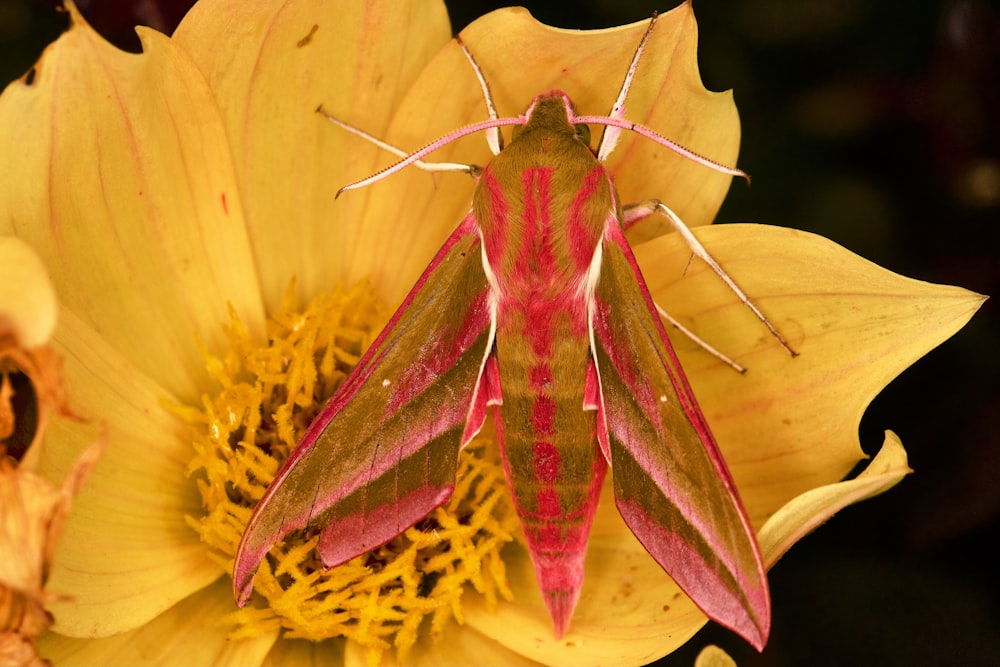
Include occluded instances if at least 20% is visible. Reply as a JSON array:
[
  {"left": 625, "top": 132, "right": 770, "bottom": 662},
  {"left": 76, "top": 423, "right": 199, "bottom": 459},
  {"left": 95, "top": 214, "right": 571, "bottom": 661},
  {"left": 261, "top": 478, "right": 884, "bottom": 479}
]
[{"left": 234, "top": 14, "right": 794, "bottom": 651}]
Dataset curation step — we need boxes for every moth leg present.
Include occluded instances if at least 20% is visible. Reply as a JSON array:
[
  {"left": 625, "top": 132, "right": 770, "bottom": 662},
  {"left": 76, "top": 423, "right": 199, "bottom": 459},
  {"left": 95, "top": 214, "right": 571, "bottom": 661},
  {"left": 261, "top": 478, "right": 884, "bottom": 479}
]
[
  {"left": 316, "top": 105, "right": 481, "bottom": 176},
  {"left": 654, "top": 303, "right": 747, "bottom": 373},
  {"left": 456, "top": 36, "right": 503, "bottom": 156},
  {"left": 623, "top": 199, "right": 798, "bottom": 359}
]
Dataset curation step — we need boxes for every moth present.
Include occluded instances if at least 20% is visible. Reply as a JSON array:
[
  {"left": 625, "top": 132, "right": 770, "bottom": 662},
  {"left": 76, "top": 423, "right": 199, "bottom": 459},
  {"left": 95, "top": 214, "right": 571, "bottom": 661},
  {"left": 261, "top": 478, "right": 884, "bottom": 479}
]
[{"left": 234, "top": 14, "right": 793, "bottom": 650}]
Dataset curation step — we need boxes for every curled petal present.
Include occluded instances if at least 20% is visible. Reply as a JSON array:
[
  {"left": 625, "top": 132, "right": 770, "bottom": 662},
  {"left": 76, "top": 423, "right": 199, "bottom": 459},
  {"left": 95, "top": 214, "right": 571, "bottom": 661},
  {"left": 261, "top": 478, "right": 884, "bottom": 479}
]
[
  {"left": 759, "top": 431, "right": 911, "bottom": 567},
  {"left": 0, "top": 237, "right": 70, "bottom": 471},
  {"left": 0, "top": 346, "right": 69, "bottom": 471},
  {"left": 0, "top": 238, "right": 56, "bottom": 349}
]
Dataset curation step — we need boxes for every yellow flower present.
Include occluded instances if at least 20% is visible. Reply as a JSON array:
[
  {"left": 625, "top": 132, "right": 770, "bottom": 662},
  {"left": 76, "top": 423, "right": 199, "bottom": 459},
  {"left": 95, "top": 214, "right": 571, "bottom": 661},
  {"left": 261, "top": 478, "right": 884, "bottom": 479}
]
[{"left": 0, "top": 1, "right": 983, "bottom": 666}]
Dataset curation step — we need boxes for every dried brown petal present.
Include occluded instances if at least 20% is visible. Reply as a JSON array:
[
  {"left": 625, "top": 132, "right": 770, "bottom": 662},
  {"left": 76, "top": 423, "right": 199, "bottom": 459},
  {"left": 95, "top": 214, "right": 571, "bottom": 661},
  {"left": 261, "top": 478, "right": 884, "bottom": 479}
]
[{"left": 0, "top": 437, "right": 103, "bottom": 665}]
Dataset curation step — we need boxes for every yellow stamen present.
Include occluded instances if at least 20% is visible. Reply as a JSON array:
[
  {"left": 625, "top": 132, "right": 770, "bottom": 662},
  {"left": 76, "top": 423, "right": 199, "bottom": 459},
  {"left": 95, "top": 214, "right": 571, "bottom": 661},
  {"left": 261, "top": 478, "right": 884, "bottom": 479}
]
[{"left": 181, "top": 281, "right": 519, "bottom": 662}]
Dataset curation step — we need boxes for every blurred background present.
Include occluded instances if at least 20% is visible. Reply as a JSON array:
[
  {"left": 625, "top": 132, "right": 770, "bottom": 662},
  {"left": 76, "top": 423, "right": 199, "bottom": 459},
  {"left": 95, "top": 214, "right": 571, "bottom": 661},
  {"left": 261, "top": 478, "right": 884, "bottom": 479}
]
[{"left": 2, "top": 1, "right": 997, "bottom": 665}]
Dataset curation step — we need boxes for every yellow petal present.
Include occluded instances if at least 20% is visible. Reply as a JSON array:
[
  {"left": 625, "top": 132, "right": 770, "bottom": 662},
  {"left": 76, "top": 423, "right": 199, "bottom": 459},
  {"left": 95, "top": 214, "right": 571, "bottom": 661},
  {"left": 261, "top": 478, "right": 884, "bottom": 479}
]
[
  {"left": 36, "top": 308, "right": 219, "bottom": 637},
  {"left": 262, "top": 638, "right": 343, "bottom": 667},
  {"left": 0, "top": 4, "right": 265, "bottom": 404},
  {"left": 0, "top": 237, "right": 56, "bottom": 348},
  {"left": 633, "top": 224, "right": 984, "bottom": 518},
  {"left": 346, "top": 627, "right": 544, "bottom": 667},
  {"left": 351, "top": 3, "right": 738, "bottom": 305},
  {"left": 37, "top": 578, "right": 277, "bottom": 667},
  {"left": 173, "top": 0, "right": 452, "bottom": 312},
  {"left": 695, "top": 645, "right": 737, "bottom": 667},
  {"left": 759, "top": 431, "right": 911, "bottom": 566},
  {"left": 373, "top": 629, "right": 543, "bottom": 667}
]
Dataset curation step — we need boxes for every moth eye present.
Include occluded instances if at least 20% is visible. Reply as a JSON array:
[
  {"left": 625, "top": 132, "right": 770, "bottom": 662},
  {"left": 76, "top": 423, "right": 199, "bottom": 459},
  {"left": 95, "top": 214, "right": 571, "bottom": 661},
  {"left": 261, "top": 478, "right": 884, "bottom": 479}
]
[
  {"left": 574, "top": 123, "right": 591, "bottom": 146},
  {"left": 511, "top": 125, "right": 523, "bottom": 140}
]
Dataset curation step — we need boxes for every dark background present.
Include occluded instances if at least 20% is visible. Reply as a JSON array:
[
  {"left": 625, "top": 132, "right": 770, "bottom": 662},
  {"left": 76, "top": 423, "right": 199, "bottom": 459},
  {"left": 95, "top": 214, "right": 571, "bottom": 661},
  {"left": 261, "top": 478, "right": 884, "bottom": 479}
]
[{"left": 3, "top": 1, "right": 997, "bottom": 665}]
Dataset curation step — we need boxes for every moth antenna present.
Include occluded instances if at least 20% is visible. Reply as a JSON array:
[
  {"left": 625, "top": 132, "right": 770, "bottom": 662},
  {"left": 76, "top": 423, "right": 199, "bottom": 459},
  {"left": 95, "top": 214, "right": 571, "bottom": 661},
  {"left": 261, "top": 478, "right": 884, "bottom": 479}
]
[
  {"left": 317, "top": 105, "right": 479, "bottom": 176},
  {"left": 578, "top": 113, "right": 750, "bottom": 182},
  {"left": 597, "top": 12, "right": 658, "bottom": 162},
  {"left": 456, "top": 36, "right": 504, "bottom": 155},
  {"left": 335, "top": 116, "right": 526, "bottom": 197},
  {"left": 587, "top": 14, "right": 748, "bottom": 180}
]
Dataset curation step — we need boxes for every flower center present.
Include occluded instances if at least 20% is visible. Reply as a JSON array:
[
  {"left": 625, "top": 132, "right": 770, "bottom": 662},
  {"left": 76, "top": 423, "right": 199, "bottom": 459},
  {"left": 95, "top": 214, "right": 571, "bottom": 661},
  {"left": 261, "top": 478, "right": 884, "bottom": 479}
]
[{"left": 183, "top": 281, "right": 519, "bottom": 661}]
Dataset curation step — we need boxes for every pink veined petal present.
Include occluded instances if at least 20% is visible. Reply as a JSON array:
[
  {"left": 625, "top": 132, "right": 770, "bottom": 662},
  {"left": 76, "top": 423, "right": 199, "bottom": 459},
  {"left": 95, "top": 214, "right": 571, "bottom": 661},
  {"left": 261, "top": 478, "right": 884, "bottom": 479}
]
[
  {"left": 173, "top": 0, "right": 452, "bottom": 313},
  {"left": 0, "top": 4, "right": 267, "bottom": 405}
]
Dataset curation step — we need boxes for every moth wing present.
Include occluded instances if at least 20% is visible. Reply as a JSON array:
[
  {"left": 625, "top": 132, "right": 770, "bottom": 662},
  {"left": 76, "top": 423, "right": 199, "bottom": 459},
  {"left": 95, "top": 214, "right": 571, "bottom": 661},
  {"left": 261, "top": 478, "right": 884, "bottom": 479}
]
[
  {"left": 590, "top": 221, "right": 770, "bottom": 649},
  {"left": 234, "top": 214, "right": 496, "bottom": 604}
]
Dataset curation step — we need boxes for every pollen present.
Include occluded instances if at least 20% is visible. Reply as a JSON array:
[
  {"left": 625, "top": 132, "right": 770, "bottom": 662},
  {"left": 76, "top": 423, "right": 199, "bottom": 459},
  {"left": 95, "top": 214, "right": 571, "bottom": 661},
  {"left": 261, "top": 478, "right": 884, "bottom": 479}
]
[{"left": 182, "top": 280, "right": 519, "bottom": 662}]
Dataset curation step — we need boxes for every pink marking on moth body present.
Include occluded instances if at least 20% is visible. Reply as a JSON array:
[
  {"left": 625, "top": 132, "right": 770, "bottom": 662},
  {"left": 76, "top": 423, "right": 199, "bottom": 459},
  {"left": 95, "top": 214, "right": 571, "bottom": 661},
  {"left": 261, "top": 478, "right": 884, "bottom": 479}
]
[
  {"left": 530, "top": 393, "right": 557, "bottom": 434},
  {"left": 532, "top": 440, "right": 561, "bottom": 482},
  {"left": 472, "top": 96, "right": 613, "bottom": 636},
  {"left": 534, "top": 487, "right": 562, "bottom": 518},
  {"left": 479, "top": 170, "right": 511, "bottom": 271},
  {"left": 529, "top": 364, "right": 553, "bottom": 391},
  {"left": 566, "top": 167, "right": 608, "bottom": 273},
  {"left": 517, "top": 167, "right": 557, "bottom": 281}
]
